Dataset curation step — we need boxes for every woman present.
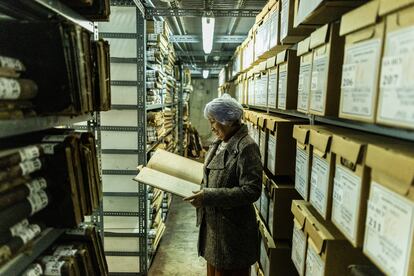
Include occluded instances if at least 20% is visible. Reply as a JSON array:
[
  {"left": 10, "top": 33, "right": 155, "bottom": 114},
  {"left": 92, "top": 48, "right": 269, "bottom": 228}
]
[{"left": 184, "top": 94, "right": 262, "bottom": 276}]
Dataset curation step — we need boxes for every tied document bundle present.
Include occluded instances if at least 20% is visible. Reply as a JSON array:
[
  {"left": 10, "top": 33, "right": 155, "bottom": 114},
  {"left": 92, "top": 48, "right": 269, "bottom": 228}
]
[{"left": 134, "top": 149, "right": 203, "bottom": 198}]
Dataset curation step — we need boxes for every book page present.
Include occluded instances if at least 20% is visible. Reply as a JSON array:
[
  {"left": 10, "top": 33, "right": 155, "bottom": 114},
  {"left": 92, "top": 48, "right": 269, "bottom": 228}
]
[
  {"left": 134, "top": 167, "right": 200, "bottom": 198},
  {"left": 146, "top": 149, "right": 203, "bottom": 184}
]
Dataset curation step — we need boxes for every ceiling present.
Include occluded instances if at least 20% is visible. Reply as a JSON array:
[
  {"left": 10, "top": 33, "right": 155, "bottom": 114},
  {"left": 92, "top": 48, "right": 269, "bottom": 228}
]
[{"left": 143, "top": 0, "right": 267, "bottom": 76}]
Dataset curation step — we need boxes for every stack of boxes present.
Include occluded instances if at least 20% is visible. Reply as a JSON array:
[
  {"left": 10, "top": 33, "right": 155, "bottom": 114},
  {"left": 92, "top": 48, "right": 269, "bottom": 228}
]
[{"left": 235, "top": 1, "right": 414, "bottom": 275}]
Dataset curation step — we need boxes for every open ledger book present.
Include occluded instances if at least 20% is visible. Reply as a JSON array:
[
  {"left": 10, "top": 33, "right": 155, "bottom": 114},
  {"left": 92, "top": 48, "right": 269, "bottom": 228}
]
[{"left": 134, "top": 149, "right": 204, "bottom": 198}]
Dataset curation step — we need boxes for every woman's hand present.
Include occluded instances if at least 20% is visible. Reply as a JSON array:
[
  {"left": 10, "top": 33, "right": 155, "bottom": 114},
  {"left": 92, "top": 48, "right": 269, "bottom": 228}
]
[{"left": 183, "top": 190, "right": 204, "bottom": 208}]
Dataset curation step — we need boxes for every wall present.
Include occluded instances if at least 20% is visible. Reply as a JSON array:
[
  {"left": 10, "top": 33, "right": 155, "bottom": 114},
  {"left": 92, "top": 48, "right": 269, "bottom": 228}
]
[{"left": 189, "top": 78, "right": 219, "bottom": 140}]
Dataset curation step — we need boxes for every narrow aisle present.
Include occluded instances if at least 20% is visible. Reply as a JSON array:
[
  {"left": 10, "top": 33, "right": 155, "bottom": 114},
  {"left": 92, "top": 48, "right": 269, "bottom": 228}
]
[{"left": 149, "top": 195, "right": 206, "bottom": 276}]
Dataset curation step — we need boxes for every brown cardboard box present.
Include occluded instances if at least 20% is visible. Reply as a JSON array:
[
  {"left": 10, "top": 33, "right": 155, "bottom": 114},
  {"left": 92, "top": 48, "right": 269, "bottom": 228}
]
[
  {"left": 377, "top": 1, "right": 414, "bottom": 129},
  {"left": 280, "top": 0, "right": 314, "bottom": 44},
  {"left": 267, "top": 178, "right": 300, "bottom": 240},
  {"left": 255, "top": 61, "right": 269, "bottom": 108},
  {"left": 364, "top": 141, "right": 414, "bottom": 276},
  {"left": 304, "top": 202, "right": 369, "bottom": 276},
  {"left": 266, "top": 56, "right": 278, "bottom": 109},
  {"left": 296, "top": 37, "right": 313, "bottom": 113},
  {"left": 276, "top": 49, "right": 300, "bottom": 110},
  {"left": 266, "top": 116, "right": 303, "bottom": 176},
  {"left": 258, "top": 219, "right": 296, "bottom": 276},
  {"left": 339, "top": 0, "right": 384, "bottom": 123},
  {"left": 309, "top": 23, "right": 344, "bottom": 116},
  {"left": 291, "top": 200, "right": 313, "bottom": 276},
  {"left": 330, "top": 131, "right": 371, "bottom": 248},
  {"left": 308, "top": 127, "right": 336, "bottom": 220},
  {"left": 292, "top": 125, "right": 313, "bottom": 200},
  {"left": 255, "top": 17, "right": 271, "bottom": 61},
  {"left": 293, "top": 0, "right": 367, "bottom": 28}
]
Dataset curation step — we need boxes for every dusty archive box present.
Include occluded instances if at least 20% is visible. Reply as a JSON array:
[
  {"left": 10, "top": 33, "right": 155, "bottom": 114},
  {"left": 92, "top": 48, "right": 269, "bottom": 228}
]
[
  {"left": 377, "top": 1, "right": 414, "bottom": 129},
  {"left": 259, "top": 219, "right": 296, "bottom": 276},
  {"left": 266, "top": 115, "right": 303, "bottom": 177},
  {"left": 339, "top": 0, "right": 384, "bottom": 123},
  {"left": 255, "top": 61, "right": 269, "bottom": 108},
  {"left": 258, "top": 114, "right": 269, "bottom": 166},
  {"left": 293, "top": 0, "right": 367, "bottom": 28},
  {"left": 309, "top": 23, "right": 344, "bottom": 116},
  {"left": 364, "top": 141, "right": 414, "bottom": 276},
  {"left": 266, "top": 55, "right": 278, "bottom": 110},
  {"left": 304, "top": 201, "right": 369, "bottom": 276},
  {"left": 296, "top": 37, "right": 313, "bottom": 113},
  {"left": 309, "top": 126, "right": 337, "bottom": 220},
  {"left": 291, "top": 200, "right": 312, "bottom": 276},
  {"left": 276, "top": 49, "right": 300, "bottom": 110},
  {"left": 280, "top": 0, "right": 314, "bottom": 44},
  {"left": 293, "top": 125, "right": 313, "bottom": 201},
  {"left": 330, "top": 132, "right": 371, "bottom": 248}
]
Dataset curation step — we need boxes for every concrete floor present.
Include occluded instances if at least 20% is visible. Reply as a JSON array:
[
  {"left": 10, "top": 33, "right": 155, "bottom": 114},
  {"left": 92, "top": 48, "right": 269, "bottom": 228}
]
[{"left": 149, "top": 195, "right": 206, "bottom": 276}]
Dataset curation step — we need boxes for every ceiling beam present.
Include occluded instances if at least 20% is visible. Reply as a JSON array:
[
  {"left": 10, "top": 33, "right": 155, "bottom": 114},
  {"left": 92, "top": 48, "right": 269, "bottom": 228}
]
[
  {"left": 146, "top": 8, "right": 260, "bottom": 18},
  {"left": 176, "top": 51, "right": 233, "bottom": 57},
  {"left": 170, "top": 35, "right": 245, "bottom": 43}
]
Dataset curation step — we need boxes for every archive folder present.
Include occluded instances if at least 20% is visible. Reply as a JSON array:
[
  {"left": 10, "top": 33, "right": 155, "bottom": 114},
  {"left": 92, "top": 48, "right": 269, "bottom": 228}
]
[{"left": 134, "top": 149, "right": 203, "bottom": 198}]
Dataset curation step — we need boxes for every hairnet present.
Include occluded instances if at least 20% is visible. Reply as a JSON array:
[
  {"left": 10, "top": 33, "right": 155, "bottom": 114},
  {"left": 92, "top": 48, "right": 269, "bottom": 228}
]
[{"left": 204, "top": 94, "right": 244, "bottom": 125}]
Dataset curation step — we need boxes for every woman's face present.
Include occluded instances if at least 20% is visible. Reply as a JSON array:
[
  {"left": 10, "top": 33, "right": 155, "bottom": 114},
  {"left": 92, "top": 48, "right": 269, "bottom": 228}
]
[{"left": 208, "top": 118, "right": 232, "bottom": 141}]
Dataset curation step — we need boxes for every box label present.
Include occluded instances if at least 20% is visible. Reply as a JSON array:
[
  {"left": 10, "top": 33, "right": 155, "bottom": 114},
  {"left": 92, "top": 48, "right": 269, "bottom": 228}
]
[
  {"left": 305, "top": 243, "right": 325, "bottom": 276},
  {"left": 278, "top": 66, "right": 288, "bottom": 109},
  {"left": 295, "top": 147, "right": 310, "bottom": 200},
  {"left": 269, "top": 12, "right": 279, "bottom": 48},
  {"left": 292, "top": 223, "right": 307, "bottom": 276},
  {"left": 281, "top": 0, "right": 289, "bottom": 40},
  {"left": 260, "top": 130, "right": 266, "bottom": 165},
  {"left": 260, "top": 239, "right": 270, "bottom": 276},
  {"left": 378, "top": 26, "right": 414, "bottom": 126},
  {"left": 260, "top": 189, "right": 269, "bottom": 223},
  {"left": 267, "top": 69, "right": 277, "bottom": 108},
  {"left": 267, "top": 134, "right": 276, "bottom": 175},
  {"left": 341, "top": 39, "right": 381, "bottom": 117},
  {"left": 310, "top": 54, "right": 328, "bottom": 112},
  {"left": 331, "top": 165, "right": 362, "bottom": 244},
  {"left": 310, "top": 155, "right": 329, "bottom": 218},
  {"left": 268, "top": 200, "right": 275, "bottom": 235},
  {"left": 363, "top": 181, "right": 414, "bottom": 276},
  {"left": 298, "top": 59, "right": 312, "bottom": 111}
]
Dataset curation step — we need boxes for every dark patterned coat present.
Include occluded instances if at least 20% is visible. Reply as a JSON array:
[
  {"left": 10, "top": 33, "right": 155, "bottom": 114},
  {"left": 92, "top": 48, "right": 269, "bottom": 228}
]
[{"left": 197, "top": 125, "right": 262, "bottom": 269}]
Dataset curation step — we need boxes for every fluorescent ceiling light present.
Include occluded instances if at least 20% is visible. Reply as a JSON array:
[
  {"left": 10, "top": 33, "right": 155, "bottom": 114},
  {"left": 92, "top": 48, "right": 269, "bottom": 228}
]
[
  {"left": 202, "top": 70, "right": 209, "bottom": 79},
  {"left": 202, "top": 16, "right": 215, "bottom": 54}
]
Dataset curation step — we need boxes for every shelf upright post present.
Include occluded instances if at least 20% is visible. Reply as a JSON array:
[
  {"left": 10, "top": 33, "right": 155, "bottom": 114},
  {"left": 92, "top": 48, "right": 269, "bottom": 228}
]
[
  {"left": 136, "top": 3, "right": 148, "bottom": 273},
  {"left": 178, "top": 64, "right": 184, "bottom": 156}
]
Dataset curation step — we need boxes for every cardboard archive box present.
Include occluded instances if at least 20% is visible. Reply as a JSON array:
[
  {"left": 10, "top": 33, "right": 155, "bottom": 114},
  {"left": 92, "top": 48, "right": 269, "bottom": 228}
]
[
  {"left": 293, "top": 125, "right": 313, "bottom": 201},
  {"left": 232, "top": 46, "right": 243, "bottom": 77},
  {"left": 376, "top": 1, "right": 414, "bottom": 129},
  {"left": 247, "top": 72, "right": 255, "bottom": 106},
  {"left": 339, "top": 0, "right": 384, "bottom": 123},
  {"left": 330, "top": 131, "right": 371, "bottom": 248},
  {"left": 304, "top": 201, "right": 369, "bottom": 276},
  {"left": 296, "top": 37, "right": 313, "bottom": 113},
  {"left": 268, "top": 178, "right": 301, "bottom": 240},
  {"left": 251, "top": 112, "right": 261, "bottom": 146},
  {"left": 266, "top": 56, "right": 278, "bottom": 109},
  {"left": 260, "top": 172, "right": 270, "bottom": 224},
  {"left": 309, "top": 22, "right": 344, "bottom": 116},
  {"left": 364, "top": 141, "right": 414, "bottom": 276},
  {"left": 258, "top": 114, "right": 268, "bottom": 166},
  {"left": 266, "top": 116, "right": 302, "bottom": 177},
  {"left": 308, "top": 126, "right": 336, "bottom": 220},
  {"left": 243, "top": 31, "right": 255, "bottom": 71},
  {"left": 258, "top": 219, "right": 296, "bottom": 276},
  {"left": 276, "top": 49, "right": 300, "bottom": 110},
  {"left": 255, "top": 61, "right": 269, "bottom": 108},
  {"left": 293, "top": 0, "right": 367, "bottom": 28},
  {"left": 219, "top": 67, "right": 227, "bottom": 87},
  {"left": 255, "top": 15, "right": 271, "bottom": 61},
  {"left": 291, "top": 200, "right": 312, "bottom": 276},
  {"left": 280, "top": 0, "right": 314, "bottom": 44}
]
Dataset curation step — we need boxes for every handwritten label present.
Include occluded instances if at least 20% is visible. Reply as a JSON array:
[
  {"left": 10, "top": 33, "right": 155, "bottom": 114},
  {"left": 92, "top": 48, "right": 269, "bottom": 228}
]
[
  {"left": 18, "top": 146, "right": 40, "bottom": 162},
  {"left": 306, "top": 244, "right": 325, "bottom": 276},
  {"left": 267, "top": 135, "right": 276, "bottom": 175},
  {"left": 27, "top": 190, "right": 49, "bottom": 215},
  {"left": 292, "top": 223, "right": 307, "bottom": 276},
  {"left": 310, "top": 155, "right": 330, "bottom": 218},
  {"left": 20, "top": 158, "right": 42, "bottom": 175},
  {"left": 295, "top": 147, "right": 309, "bottom": 200}
]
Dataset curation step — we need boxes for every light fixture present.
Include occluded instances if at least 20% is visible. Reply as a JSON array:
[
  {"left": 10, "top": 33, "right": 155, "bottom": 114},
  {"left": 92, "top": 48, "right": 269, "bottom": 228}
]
[
  {"left": 202, "top": 70, "right": 209, "bottom": 79},
  {"left": 202, "top": 15, "right": 215, "bottom": 54}
]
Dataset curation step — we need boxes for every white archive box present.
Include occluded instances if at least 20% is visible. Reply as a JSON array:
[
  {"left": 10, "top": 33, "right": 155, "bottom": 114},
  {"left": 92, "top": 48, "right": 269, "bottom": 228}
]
[
  {"left": 98, "top": 6, "right": 137, "bottom": 33},
  {"left": 110, "top": 86, "right": 138, "bottom": 105},
  {"left": 101, "top": 131, "right": 138, "bottom": 150},
  {"left": 364, "top": 141, "right": 414, "bottom": 276},
  {"left": 377, "top": 1, "right": 414, "bottom": 129},
  {"left": 339, "top": 0, "right": 384, "bottom": 123},
  {"left": 110, "top": 63, "right": 137, "bottom": 81},
  {"left": 101, "top": 110, "right": 138, "bottom": 126}
]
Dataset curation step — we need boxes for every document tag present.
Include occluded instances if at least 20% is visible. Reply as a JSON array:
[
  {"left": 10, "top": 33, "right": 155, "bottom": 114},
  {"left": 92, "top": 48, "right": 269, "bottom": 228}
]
[
  {"left": 0, "top": 78, "right": 21, "bottom": 99},
  {"left": 310, "top": 155, "right": 329, "bottom": 218},
  {"left": 27, "top": 190, "right": 49, "bottom": 215},
  {"left": 20, "top": 158, "right": 42, "bottom": 175},
  {"left": 44, "top": 261, "right": 65, "bottom": 276},
  {"left": 22, "top": 263, "right": 43, "bottom": 276},
  {"left": 25, "top": 178, "right": 47, "bottom": 195},
  {"left": 295, "top": 147, "right": 309, "bottom": 200},
  {"left": 19, "top": 146, "right": 40, "bottom": 162},
  {"left": 10, "top": 219, "right": 30, "bottom": 236},
  {"left": 0, "top": 56, "right": 25, "bottom": 71}
]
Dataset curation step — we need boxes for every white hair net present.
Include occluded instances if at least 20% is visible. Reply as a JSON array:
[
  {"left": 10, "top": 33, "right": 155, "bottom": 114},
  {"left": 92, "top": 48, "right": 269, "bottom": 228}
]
[{"left": 204, "top": 94, "right": 244, "bottom": 125}]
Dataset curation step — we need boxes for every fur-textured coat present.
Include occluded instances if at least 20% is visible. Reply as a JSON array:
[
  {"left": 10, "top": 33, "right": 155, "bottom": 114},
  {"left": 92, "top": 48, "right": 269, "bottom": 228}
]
[{"left": 197, "top": 125, "right": 262, "bottom": 269}]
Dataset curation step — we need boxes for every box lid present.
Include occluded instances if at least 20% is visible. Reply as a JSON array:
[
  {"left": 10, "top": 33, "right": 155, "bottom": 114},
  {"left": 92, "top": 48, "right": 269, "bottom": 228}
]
[
  {"left": 331, "top": 133, "right": 367, "bottom": 166},
  {"left": 309, "top": 128, "right": 332, "bottom": 157},
  {"left": 258, "top": 115, "right": 267, "bottom": 128},
  {"left": 266, "top": 56, "right": 277, "bottom": 68},
  {"left": 259, "top": 60, "right": 267, "bottom": 72},
  {"left": 297, "top": 37, "right": 311, "bottom": 56},
  {"left": 259, "top": 219, "right": 276, "bottom": 252},
  {"left": 291, "top": 200, "right": 310, "bottom": 230},
  {"left": 340, "top": 0, "right": 380, "bottom": 36},
  {"left": 366, "top": 143, "right": 414, "bottom": 196},
  {"left": 276, "top": 50, "right": 288, "bottom": 65},
  {"left": 310, "top": 24, "right": 330, "bottom": 49},
  {"left": 293, "top": 125, "right": 311, "bottom": 144},
  {"left": 265, "top": 116, "right": 291, "bottom": 131},
  {"left": 379, "top": 0, "right": 414, "bottom": 16}
]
